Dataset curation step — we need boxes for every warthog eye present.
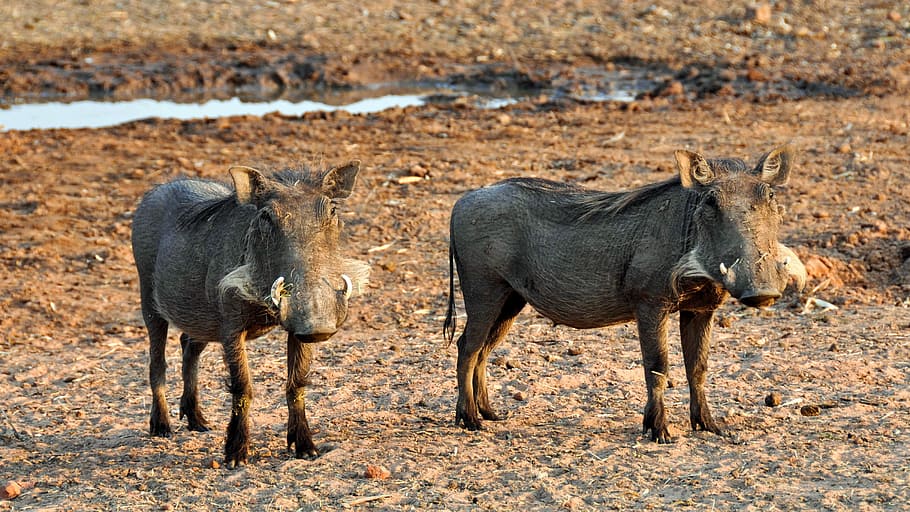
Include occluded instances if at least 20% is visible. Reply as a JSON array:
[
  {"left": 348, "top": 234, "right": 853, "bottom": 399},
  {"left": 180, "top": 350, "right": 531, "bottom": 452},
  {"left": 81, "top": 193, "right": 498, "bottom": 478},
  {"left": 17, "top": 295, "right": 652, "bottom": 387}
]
[
  {"left": 702, "top": 192, "right": 719, "bottom": 210},
  {"left": 757, "top": 183, "right": 774, "bottom": 203}
]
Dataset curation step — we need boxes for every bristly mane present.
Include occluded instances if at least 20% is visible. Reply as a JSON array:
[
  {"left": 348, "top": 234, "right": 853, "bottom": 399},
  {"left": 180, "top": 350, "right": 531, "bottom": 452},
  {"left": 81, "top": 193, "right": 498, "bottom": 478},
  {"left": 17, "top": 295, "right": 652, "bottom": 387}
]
[
  {"left": 501, "top": 176, "right": 692, "bottom": 224},
  {"left": 176, "top": 166, "right": 325, "bottom": 230}
]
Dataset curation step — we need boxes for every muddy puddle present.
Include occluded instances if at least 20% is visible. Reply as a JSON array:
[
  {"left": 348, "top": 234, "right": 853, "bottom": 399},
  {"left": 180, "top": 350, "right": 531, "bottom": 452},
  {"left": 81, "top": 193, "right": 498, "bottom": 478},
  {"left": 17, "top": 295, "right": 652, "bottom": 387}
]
[{"left": 0, "top": 68, "right": 648, "bottom": 131}]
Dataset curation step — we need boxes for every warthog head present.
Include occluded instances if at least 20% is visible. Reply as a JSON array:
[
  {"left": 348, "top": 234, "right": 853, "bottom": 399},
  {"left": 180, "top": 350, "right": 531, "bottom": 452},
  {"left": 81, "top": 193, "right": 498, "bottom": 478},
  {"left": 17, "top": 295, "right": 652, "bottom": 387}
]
[
  {"left": 220, "top": 163, "right": 370, "bottom": 342},
  {"left": 673, "top": 146, "right": 794, "bottom": 308}
]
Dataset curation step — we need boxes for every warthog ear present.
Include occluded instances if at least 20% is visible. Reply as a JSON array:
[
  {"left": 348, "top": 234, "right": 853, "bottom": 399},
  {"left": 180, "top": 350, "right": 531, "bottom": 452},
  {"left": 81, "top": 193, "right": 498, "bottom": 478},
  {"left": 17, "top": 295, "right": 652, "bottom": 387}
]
[
  {"left": 322, "top": 160, "right": 361, "bottom": 199},
  {"left": 229, "top": 166, "right": 269, "bottom": 204},
  {"left": 675, "top": 150, "right": 714, "bottom": 188},
  {"left": 754, "top": 145, "right": 793, "bottom": 186}
]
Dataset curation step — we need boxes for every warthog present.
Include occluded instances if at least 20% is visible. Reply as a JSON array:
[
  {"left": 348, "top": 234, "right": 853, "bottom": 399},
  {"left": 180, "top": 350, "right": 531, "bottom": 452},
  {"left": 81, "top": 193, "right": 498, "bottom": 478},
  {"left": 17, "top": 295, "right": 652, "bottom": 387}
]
[
  {"left": 131, "top": 162, "right": 369, "bottom": 466},
  {"left": 444, "top": 146, "right": 805, "bottom": 442}
]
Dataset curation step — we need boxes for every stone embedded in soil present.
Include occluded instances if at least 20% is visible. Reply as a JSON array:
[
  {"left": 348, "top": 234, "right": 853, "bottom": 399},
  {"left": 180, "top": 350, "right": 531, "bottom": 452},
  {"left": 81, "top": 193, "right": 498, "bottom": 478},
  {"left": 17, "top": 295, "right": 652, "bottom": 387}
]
[
  {"left": 765, "top": 392, "right": 782, "bottom": 407},
  {"left": 800, "top": 405, "right": 821, "bottom": 417},
  {"left": 364, "top": 464, "right": 391, "bottom": 480},
  {"left": 567, "top": 346, "right": 583, "bottom": 356},
  {"left": 746, "top": 3, "right": 772, "bottom": 25},
  {"left": 1, "top": 481, "right": 21, "bottom": 500}
]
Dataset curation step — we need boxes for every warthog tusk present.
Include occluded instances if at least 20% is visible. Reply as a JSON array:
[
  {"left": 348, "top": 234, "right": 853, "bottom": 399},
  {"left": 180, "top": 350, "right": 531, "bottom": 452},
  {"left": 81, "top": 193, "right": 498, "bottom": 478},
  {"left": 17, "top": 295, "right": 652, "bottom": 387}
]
[
  {"left": 719, "top": 262, "right": 728, "bottom": 276},
  {"left": 341, "top": 274, "right": 353, "bottom": 300},
  {"left": 270, "top": 276, "right": 286, "bottom": 307}
]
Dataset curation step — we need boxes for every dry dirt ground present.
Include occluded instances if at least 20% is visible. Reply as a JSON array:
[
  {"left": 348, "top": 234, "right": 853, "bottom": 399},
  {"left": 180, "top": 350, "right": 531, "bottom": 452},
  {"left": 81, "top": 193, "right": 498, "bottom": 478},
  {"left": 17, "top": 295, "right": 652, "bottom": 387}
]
[{"left": 1, "top": 2, "right": 910, "bottom": 511}]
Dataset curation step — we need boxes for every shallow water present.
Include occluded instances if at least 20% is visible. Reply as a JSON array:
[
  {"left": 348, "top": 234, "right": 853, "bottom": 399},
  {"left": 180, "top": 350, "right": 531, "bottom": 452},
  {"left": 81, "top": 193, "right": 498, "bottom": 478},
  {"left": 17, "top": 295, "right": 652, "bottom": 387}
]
[{"left": 0, "top": 76, "right": 640, "bottom": 131}]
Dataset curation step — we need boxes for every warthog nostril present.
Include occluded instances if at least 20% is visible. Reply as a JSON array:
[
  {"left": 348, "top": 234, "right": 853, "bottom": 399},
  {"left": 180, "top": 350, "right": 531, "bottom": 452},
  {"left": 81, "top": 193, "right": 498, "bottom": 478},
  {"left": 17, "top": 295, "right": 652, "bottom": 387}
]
[{"left": 739, "top": 290, "right": 781, "bottom": 308}]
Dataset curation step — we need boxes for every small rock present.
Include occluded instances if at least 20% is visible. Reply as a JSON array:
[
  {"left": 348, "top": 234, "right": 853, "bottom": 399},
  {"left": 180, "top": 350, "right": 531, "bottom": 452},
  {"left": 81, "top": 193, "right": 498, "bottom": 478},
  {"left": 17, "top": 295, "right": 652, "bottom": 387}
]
[
  {"left": 887, "top": 10, "right": 901, "bottom": 22},
  {"left": 496, "top": 114, "right": 512, "bottom": 125},
  {"left": 746, "top": 68, "right": 766, "bottom": 82},
  {"left": 828, "top": 342, "right": 839, "bottom": 352},
  {"left": 800, "top": 405, "right": 821, "bottom": 417},
  {"left": 364, "top": 464, "right": 391, "bottom": 480},
  {"left": 837, "top": 143, "right": 852, "bottom": 154},
  {"left": 505, "top": 359, "right": 520, "bottom": 370},
  {"left": 512, "top": 390, "right": 528, "bottom": 401},
  {"left": 746, "top": 3, "right": 772, "bottom": 25},
  {"left": 408, "top": 164, "right": 429, "bottom": 178},
  {"left": 567, "top": 346, "right": 583, "bottom": 356},
  {"left": 660, "top": 80, "right": 684, "bottom": 96},
  {"left": 561, "top": 496, "right": 586, "bottom": 509},
  {"left": 1, "top": 481, "right": 21, "bottom": 500},
  {"left": 210, "top": 459, "right": 221, "bottom": 469},
  {"left": 764, "top": 392, "right": 782, "bottom": 407}
]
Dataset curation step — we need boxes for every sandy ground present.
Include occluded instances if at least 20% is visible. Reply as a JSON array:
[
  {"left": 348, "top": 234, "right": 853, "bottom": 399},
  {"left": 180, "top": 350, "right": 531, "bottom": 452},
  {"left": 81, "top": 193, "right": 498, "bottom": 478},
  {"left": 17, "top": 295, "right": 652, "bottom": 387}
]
[{"left": 1, "top": 2, "right": 909, "bottom": 511}]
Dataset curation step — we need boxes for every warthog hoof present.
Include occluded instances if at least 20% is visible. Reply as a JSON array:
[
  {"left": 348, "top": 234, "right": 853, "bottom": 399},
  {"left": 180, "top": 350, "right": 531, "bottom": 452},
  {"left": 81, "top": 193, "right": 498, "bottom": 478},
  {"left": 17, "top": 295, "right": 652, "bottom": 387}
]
[
  {"left": 149, "top": 420, "right": 173, "bottom": 438},
  {"left": 455, "top": 410, "right": 483, "bottom": 431}
]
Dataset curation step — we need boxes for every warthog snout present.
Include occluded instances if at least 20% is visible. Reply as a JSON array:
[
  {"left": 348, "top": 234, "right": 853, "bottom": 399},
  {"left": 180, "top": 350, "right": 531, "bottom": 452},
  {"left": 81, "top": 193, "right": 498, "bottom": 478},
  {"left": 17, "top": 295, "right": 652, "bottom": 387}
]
[
  {"left": 293, "top": 328, "right": 336, "bottom": 343},
  {"left": 738, "top": 289, "right": 781, "bottom": 308}
]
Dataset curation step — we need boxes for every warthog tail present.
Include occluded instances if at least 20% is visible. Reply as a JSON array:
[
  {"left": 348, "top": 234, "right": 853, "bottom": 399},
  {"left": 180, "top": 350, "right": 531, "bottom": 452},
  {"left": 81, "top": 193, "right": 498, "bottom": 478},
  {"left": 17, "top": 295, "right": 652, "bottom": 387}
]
[{"left": 443, "top": 240, "right": 457, "bottom": 346}]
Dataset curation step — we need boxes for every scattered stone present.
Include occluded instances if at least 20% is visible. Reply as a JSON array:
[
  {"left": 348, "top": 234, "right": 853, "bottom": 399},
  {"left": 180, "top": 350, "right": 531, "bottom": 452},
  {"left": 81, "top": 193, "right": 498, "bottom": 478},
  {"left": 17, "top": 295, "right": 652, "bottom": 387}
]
[
  {"left": 512, "top": 390, "right": 528, "bottom": 401},
  {"left": 1, "top": 481, "right": 21, "bottom": 500},
  {"left": 800, "top": 405, "right": 821, "bottom": 417},
  {"left": 210, "top": 459, "right": 221, "bottom": 469},
  {"left": 408, "top": 164, "right": 429, "bottom": 178},
  {"left": 888, "top": 11, "right": 901, "bottom": 22},
  {"left": 837, "top": 143, "right": 852, "bottom": 154},
  {"left": 567, "top": 346, "right": 583, "bottom": 356},
  {"left": 364, "top": 464, "right": 391, "bottom": 480},
  {"left": 505, "top": 359, "right": 520, "bottom": 370},
  {"left": 746, "top": 3, "right": 772, "bottom": 25},
  {"left": 561, "top": 496, "right": 586, "bottom": 509},
  {"left": 764, "top": 392, "right": 782, "bottom": 407},
  {"left": 746, "top": 68, "right": 767, "bottom": 82},
  {"left": 660, "top": 80, "right": 684, "bottom": 96}
]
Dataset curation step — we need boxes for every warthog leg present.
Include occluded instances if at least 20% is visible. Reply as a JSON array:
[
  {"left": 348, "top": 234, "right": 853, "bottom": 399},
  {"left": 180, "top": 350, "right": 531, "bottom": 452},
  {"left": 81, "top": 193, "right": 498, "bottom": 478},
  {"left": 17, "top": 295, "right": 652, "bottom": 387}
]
[
  {"left": 456, "top": 290, "right": 525, "bottom": 430},
  {"left": 145, "top": 307, "right": 172, "bottom": 438},
  {"left": 287, "top": 332, "right": 318, "bottom": 458},
  {"left": 223, "top": 331, "right": 253, "bottom": 468},
  {"left": 179, "top": 333, "right": 211, "bottom": 432},
  {"left": 680, "top": 310, "right": 722, "bottom": 435},
  {"left": 636, "top": 304, "right": 672, "bottom": 443},
  {"left": 474, "top": 293, "right": 526, "bottom": 421}
]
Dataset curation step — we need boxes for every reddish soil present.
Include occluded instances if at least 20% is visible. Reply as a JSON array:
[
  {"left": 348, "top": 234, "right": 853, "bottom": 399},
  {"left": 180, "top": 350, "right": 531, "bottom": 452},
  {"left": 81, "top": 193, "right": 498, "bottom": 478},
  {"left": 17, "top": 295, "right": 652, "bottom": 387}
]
[{"left": 1, "top": 2, "right": 909, "bottom": 510}]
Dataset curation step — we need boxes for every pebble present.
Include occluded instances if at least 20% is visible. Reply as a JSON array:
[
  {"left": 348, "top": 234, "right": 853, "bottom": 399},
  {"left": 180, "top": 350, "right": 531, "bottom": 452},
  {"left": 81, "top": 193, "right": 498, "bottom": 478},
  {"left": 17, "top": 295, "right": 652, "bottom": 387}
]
[
  {"left": 1, "top": 481, "right": 21, "bottom": 500},
  {"left": 364, "top": 464, "right": 391, "bottom": 480},
  {"left": 746, "top": 3, "right": 772, "bottom": 25},
  {"left": 661, "top": 81, "right": 684, "bottom": 96},
  {"left": 800, "top": 405, "right": 821, "bottom": 416},
  {"left": 764, "top": 392, "right": 782, "bottom": 407}
]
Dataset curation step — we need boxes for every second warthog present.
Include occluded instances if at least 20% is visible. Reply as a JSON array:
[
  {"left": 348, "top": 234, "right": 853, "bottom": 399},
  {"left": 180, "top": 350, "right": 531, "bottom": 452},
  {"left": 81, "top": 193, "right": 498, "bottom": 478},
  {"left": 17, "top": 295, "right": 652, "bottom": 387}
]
[
  {"left": 132, "top": 162, "right": 369, "bottom": 466},
  {"left": 444, "top": 146, "right": 805, "bottom": 442}
]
